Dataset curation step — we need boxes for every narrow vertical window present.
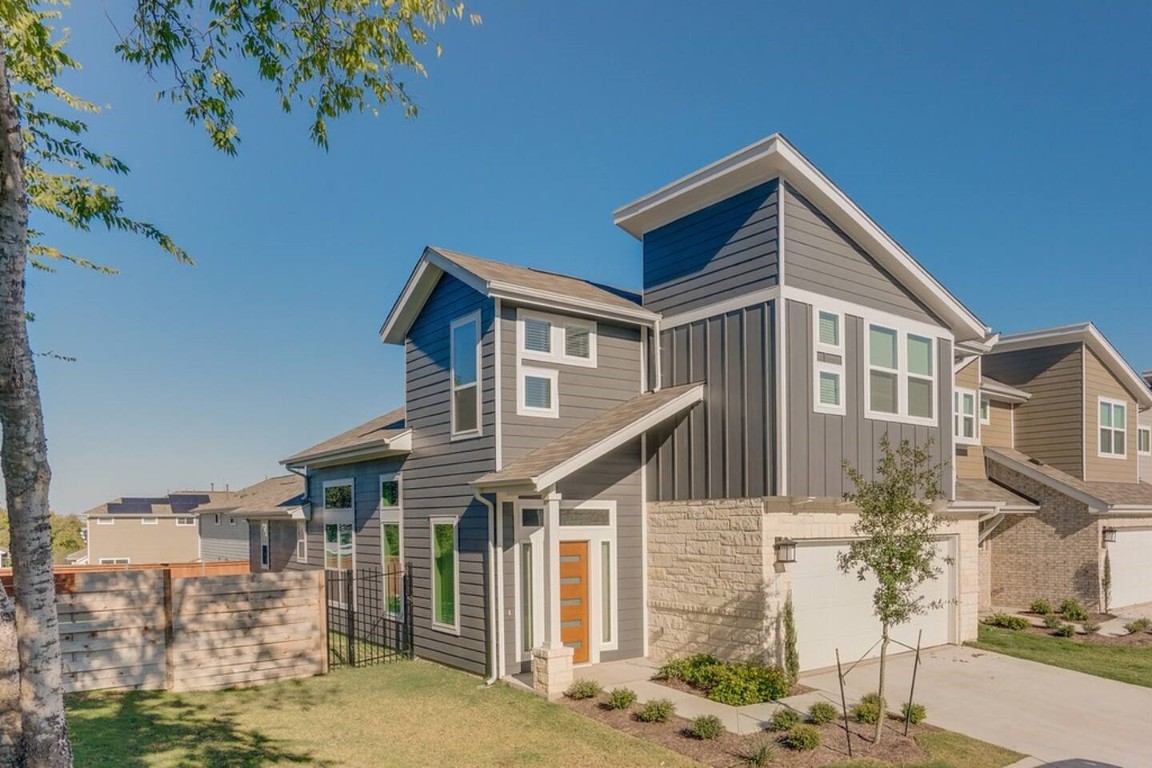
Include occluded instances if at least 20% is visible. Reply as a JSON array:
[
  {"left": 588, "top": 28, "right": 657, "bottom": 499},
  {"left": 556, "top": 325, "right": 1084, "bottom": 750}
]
[
  {"left": 296, "top": 521, "right": 307, "bottom": 562},
  {"left": 813, "top": 309, "right": 844, "bottom": 415},
  {"left": 323, "top": 481, "right": 354, "bottom": 570},
  {"left": 1139, "top": 427, "right": 1151, "bottom": 456},
  {"left": 451, "top": 314, "right": 481, "bottom": 437},
  {"left": 906, "top": 334, "right": 934, "bottom": 419},
  {"left": 955, "top": 389, "right": 977, "bottom": 443},
  {"left": 382, "top": 521, "right": 402, "bottom": 616},
  {"left": 431, "top": 519, "right": 459, "bottom": 631},
  {"left": 601, "top": 541, "right": 612, "bottom": 644},
  {"left": 980, "top": 397, "right": 991, "bottom": 425},
  {"left": 260, "top": 522, "right": 270, "bottom": 569},
  {"left": 520, "top": 542, "right": 534, "bottom": 652}
]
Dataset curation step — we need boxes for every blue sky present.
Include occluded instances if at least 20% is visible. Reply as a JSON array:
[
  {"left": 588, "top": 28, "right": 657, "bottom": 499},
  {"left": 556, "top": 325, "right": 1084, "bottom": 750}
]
[{"left": 26, "top": 1, "right": 1152, "bottom": 514}]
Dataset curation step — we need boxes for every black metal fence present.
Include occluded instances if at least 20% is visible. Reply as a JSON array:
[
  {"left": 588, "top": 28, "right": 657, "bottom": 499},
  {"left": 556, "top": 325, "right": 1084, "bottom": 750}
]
[{"left": 325, "top": 565, "right": 412, "bottom": 668}]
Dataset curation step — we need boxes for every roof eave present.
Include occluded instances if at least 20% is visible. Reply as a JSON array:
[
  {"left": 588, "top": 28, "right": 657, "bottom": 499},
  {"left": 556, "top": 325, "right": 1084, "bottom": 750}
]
[
  {"left": 487, "top": 282, "right": 659, "bottom": 327},
  {"left": 282, "top": 430, "right": 413, "bottom": 470}
]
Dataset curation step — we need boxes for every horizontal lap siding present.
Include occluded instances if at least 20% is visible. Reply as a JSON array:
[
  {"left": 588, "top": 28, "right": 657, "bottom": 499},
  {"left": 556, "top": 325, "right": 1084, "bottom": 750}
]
[
  {"left": 557, "top": 442, "right": 644, "bottom": 662},
  {"left": 643, "top": 180, "right": 779, "bottom": 316},
  {"left": 954, "top": 359, "right": 985, "bottom": 480},
  {"left": 86, "top": 519, "right": 201, "bottom": 565},
  {"left": 248, "top": 521, "right": 302, "bottom": 573},
  {"left": 1083, "top": 347, "right": 1138, "bottom": 483},
  {"left": 984, "top": 343, "right": 1083, "bottom": 478},
  {"left": 405, "top": 275, "right": 495, "bottom": 675},
  {"left": 786, "top": 301, "right": 951, "bottom": 497},
  {"left": 200, "top": 519, "right": 250, "bottom": 562},
  {"left": 303, "top": 457, "right": 407, "bottom": 572},
  {"left": 649, "top": 301, "right": 775, "bottom": 500},
  {"left": 782, "top": 183, "right": 939, "bottom": 325},
  {"left": 983, "top": 401, "right": 1014, "bottom": 449},
  {"left": 501, "top": 304, "right": 643, "bottom": 463}
]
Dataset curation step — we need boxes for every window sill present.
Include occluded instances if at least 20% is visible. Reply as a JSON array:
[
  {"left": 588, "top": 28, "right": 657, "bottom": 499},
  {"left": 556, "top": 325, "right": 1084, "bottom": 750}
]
[
  {"left": 430, "top": 621, "right": 461, "bottom": 636},
  {"left": 1097, "top": 452, "right": 1128, "bottom": 461},
  {"left": 450, "top": 430, "right": 484, "bottom": 442},
  {"left": 813, "top": 403, "right": 846, "bottom": 417},
  {"left": 864, "top": 411, "right": 937, "bottom": 429},
  {"left": 516, "top": 407, "right": 560, "bottom": 419}
]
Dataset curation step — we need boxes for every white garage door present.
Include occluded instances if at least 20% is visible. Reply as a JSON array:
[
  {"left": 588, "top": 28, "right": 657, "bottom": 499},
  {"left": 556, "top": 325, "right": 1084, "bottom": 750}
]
[
  {"left": 790, "top": 539, "right": 955, "bottom": 672},
  {"left": 1109, "top": 528, "right": 1152, "bottom": 610}
]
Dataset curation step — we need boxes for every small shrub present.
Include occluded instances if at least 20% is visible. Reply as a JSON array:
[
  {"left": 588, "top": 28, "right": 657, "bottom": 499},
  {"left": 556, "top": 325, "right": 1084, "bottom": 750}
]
[
  {"left": 983, "top": 612, "right": 1029, "bottom": 630},
  {"left": 743, "top": 741, "right": 775, "bottom": 767},
  {"left": 781, "top": 724, "right": 822, "bottom": 751},
  {"left": 1082, "top": 621, "right": 1101, "bottom": 635},
  {"left": 689, "top": 714, "right": 725, "bottom": 741},
  {"left": 1125, "top": 617, "right": 1151, "bottom": 635},
  {"left": 1030, "top": 599, "right": 1053, "bottom": 615},
  {"left": 635, "top": 698, "right": 675, "bottom": 723},
  {"left": 658, "top": 653, "right": 721, "bottom": 688},
  {"left": 901, "top": 701, "right": 927, "bottom": 724},
  {"left": 1043, "top": 612, "right": 1065, "bottom": 630},
  {"left": 1060, "top": 598, "right": 1089, "bottom": 622},
  {"left": 807, "top": 701, "right": 838, "bottom": 725},
  {"left": 708, "top": 664, "right": 790, "bottom": 706},
  {"left": 851, "top": 692, "right": 886, "bottom": 724},
  {"left": 604, "top": 687, "right": 637, "bottom": 710},
  {"left": 564, "top": 679, "right": 602, "bottom": 700},
  {"left": 767, "top": 708, "right": 800, "bottom": 731},
  {"left": 1053, "top": 622, "right": 1075, "bottom": 637}
]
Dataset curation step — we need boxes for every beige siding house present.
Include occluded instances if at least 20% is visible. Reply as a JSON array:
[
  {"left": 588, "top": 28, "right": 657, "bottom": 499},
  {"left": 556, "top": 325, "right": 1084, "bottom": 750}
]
[{"left": 84, "top": 491, "right": 235, "bottom": 565}]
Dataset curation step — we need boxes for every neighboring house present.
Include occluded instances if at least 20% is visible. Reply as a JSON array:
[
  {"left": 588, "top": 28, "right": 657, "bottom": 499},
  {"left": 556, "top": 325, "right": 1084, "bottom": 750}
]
[
  {"left": 83, "top": 491, "right": 235, "bottom": 565},
  {"left": 981, "top": 323, "right": 1152, "bottom": 612},
  {"left": 64, "top": 549, "right": 88, "bottom": 565},
  {"left": 1139, "top": 371, "right": 1152, "bottom": 484},
  {"left": 348, "top": 133, "right": 1004, "bottom": 694},
  {"left": 196, "top": 475, "right": 310, "bottom": 572}
]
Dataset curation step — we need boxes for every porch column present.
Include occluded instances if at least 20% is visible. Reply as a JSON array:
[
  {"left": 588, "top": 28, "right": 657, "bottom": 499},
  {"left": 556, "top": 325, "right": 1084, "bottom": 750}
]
[{"left": 532, "top": 488, "right": 572, "bottom": 699}]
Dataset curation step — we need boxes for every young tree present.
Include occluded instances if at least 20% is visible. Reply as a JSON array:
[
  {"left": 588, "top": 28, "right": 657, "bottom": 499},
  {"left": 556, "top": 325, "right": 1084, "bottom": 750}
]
[
  {"left": 0, "top": 2, "right": 478, "bottom": 765},
  {"left": 839, "top": 434, "right": 948, "bottom": 745}
]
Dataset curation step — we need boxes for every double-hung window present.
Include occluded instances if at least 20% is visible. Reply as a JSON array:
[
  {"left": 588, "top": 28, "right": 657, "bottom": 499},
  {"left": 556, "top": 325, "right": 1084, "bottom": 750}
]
[
  {"left": 430, "top": 517, "right": 459, "bottom": 633},
  {"left": 450, "top": 312, "right": 481, "bottom": 438},
  {"left": 1138, "top": 427, "right": 1151, "bottom": 457},
  {"left": 380, "top": 476, "right": 403, "bottom": 618},
  {"left": 813, "top": 309, "right": 845, "bottom": 415},
  {"left": 955, "top": 388, "right": 978, "bottom": 444},
  {"left": 1099, "top": 398, "right": 1127, "bottom": 458},
  {"left": 866, "top": 323, "right": 936, "bottom": 424},
  {"left": 323, "top": 481, "right": 354, "bottom": 570}
]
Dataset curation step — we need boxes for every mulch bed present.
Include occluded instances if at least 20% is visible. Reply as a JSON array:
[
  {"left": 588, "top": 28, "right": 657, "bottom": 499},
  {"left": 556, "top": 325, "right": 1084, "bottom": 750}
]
[
  {"left": 654, "top": 676, "right": 815, "bottom": 699},
  {"left": 562, "top": 694, "right": 938, "bottom": 768},
  {"left": 1013, "top": 614, "right": 1152, "bottom": 646}
]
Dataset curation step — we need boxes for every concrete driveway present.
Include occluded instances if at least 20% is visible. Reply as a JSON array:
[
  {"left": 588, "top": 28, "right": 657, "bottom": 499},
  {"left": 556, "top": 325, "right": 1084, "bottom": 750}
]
[{"left": 794, "top": 645, "right": 1151, "bottom": 767}]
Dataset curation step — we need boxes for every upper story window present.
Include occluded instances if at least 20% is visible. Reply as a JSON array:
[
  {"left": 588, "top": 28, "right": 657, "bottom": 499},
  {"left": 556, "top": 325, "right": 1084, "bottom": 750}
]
[
  {"left": 176, "top": 517, "right": 196, "bottom": 527},
  {"left": 517, "top": 309, "right": 597, "bottom": 367},
  {"left": 955, "top": 388, "right": 978, "bottom": 444},
  {"left": 813, "top": 309, "right": 845, "bottom": 416},
  {"left": 450, "top": 312, "right": 482, "bottom": 438},
  {"left": 1138, "top": 427, "right": 1151, "bottom": 456},
  {"left": 865, "top": 323, "right": 936, "bottom": 425},
  {"left": 1099, "top": 398, "right": 1127, "bottom": 458},
  {"left": 323, "top": 480, "right": 355, "bottom": 570},
  {"left": 518, "top": 366, "right": 559, "bottom": 418},
  {"left": 980, "top": 397, "right": 991, "bottom": 425}
]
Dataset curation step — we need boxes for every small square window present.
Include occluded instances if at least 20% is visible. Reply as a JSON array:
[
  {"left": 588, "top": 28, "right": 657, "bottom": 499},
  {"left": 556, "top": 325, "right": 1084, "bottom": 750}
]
[
  {"left": 565, "top": 325, "right": 591, "bottom": 359},
  {"left": 818, "top": 312, "right": 840, "bottom": 348},
  {"left": 521, "top": 508, "right": 543, "bottom": 528},
  {"left": 523, "top": 318, "right": 551, "bottom": 353},
  {"left": 519, "top": 367, "right": 558, "bottom": 417}
]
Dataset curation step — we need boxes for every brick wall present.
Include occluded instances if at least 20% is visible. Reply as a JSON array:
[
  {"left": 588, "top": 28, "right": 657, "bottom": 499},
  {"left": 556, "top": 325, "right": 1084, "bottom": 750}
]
[
  {"left": 985, "top": 463, "right": 1101, "bottom": 609},
  {"left": 978, "top": 539, "right": 992, "bottom": 613}
]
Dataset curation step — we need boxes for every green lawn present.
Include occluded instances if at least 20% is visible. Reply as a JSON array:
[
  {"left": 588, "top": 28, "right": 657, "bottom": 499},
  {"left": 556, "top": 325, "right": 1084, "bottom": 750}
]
[
  {"left": 67, "top": 659, "right": 1021, "bottom": 768},
  {"left": 970, "top": 624, "right": 1152, "bottom": 688}
]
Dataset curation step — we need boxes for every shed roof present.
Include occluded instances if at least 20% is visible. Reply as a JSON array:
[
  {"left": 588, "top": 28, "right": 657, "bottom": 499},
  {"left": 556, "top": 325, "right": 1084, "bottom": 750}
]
[{"left": 986, "top": 447, "right": 1152, "bottom": 512}]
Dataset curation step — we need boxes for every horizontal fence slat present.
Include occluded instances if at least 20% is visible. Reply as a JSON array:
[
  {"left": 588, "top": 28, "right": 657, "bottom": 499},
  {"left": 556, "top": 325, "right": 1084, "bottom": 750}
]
[{"left": 173, "top": 660, "right": 322, "bottom": 692}]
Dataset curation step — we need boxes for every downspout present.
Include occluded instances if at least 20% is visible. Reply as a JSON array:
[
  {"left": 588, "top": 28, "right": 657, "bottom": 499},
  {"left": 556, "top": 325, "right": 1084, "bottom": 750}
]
[
  {"left": 285, "top": 465, "right": 313, "bottom": 520},
  {"left": 475, "top": 490, "right": 499, "bottom": 685}
]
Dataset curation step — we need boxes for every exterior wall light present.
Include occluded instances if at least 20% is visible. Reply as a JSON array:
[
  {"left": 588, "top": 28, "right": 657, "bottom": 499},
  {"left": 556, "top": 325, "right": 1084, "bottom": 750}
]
[
  {"left": 775, "top": 537, "right": 797, "bottom": 564},
  {"left": 1102, "top": 527, "right": 1117, "bottom": 544}
]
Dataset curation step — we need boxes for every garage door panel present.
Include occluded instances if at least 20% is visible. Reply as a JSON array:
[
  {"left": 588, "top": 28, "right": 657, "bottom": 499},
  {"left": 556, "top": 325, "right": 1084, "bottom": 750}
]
[
  {"left": 790, "top": 540, "right": 954, "bottom": 672},
  {"left": 1110, "top": 529, "right": 1152, "bottom": 610}
]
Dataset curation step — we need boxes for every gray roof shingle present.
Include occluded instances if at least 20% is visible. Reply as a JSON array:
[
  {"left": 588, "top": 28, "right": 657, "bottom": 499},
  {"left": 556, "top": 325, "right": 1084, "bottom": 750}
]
[
  {"left": 986, "top": 447, "right": 1152, "bottom": 509},
  {"left": 282, "top": 407, "right": 406, "bottom": 466},
  {"left": 196, "top": 475, "right": 306, "bottom": 516},
  {"left": 954, "top": 477, "right": 1038, "bottom": 509}
]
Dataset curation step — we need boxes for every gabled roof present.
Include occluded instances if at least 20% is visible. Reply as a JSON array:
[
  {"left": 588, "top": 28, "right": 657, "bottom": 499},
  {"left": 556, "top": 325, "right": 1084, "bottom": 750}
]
[
  {"left": 611, "top": 133, "right": 989, "bottom": 342},
  {"left": 380, "top": 247, "right": 659, "bottom": 344},
  {"left": 473, "top": 384, "right": 705, "bottom": 492},
  {"left": 992, "top": 323, "right": 1152, "bottom": 408},
  {"left": 953, "top": 477, "right": 1038, "bottom": 513},
  {"left": 197, "top": 475, "right": 308, "bottom": 520},
  {"left": 987, "top": 447, "right": 1152, "bottom": 513},
  {"left": 980, "top": 376, "right": 1031, "bottom": 404},
  {"left": 282, "top": 408, "right": 409, "bottom": 468}
]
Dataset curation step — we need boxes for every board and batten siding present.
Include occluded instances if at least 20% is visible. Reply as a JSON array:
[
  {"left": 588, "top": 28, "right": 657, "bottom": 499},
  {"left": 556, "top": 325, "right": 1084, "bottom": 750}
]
[
  {"left": 499, "top": 303, "right": 643, "bottom": 464},
  {"left": 1083, "top": 346, "right": 1138, "bottom": 484},
  {"left": 302, "top": 456, "right": 407, "bottom": 572},
  {"left": 984, "top": 343, "right": 1084, "bottom": 478},
  {"left": 642, "top": 179, "right": 779, "bottom": 316},
  {"left": 404, "top": 273, "right": 495, "bottom": 675},
  {"left": 785, "top": 301, "right": 952, "bottom": 498},
  {"left": 200, "top": 517, "right": 250, "bottom": 562},
  {"left": 648, "top": 301, "right": 776, "bottom": 501},
  {"left": 782, "top": 184, "right": 939, "bottom": 325},
  {"left": 954, "top": 358, "right": 985, "bottom": 480}
]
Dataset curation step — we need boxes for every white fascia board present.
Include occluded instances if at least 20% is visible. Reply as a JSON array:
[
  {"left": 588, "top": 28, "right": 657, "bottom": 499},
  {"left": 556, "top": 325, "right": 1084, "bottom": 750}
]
[
  {"left": 281, "top": 431, "right": 413, "bottom": 470},
  {"left": 380, "top": 256, "right": 446, "bottom": 344},
  {"left": 531, "top": 384, "right": 705, "bottom": 491},
  {"left": 612, "top": 134, "right": 989, "bottom": 342},
  {"left": 488, "top": 283, "right": 659, "bottom": 327},
  {"left": 980, "top": 378, "right": 1032, "bottom": 404},
  {"left": 995, "top": 323, "right": 1152, "bottom": 408},
  {"left": 1100, "top": 505, "right": 1152, "bottom": 515}
]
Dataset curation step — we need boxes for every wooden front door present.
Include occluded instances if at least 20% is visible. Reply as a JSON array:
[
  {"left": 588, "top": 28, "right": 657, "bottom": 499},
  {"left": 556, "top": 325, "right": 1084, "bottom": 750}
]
[{"left": 559, "top": 540, "right": 590, "bottom": 663}]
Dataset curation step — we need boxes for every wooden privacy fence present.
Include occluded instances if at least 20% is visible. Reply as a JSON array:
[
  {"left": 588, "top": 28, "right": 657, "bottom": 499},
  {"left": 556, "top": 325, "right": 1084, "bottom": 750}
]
[
  {"left": 56, "top": 569, "right": 327, "bottom": 693},
  {"left": 1, "top": 560, "right": 250, "bottom": 594}
]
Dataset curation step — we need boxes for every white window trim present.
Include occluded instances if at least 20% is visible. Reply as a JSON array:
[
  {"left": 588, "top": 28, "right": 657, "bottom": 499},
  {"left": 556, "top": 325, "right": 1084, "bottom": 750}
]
[
  {"left": 1138, "top": 426, "right": 1152, "bottom": 457},
  {"left": 96, "top": 518, "right": 115, "bottom": 525},
  {"left": 557, "top": 500, "right": 619, "bottom": 659},
  {"left": 259, "top": 522, "right": 270, "bottom": 570},
  {"left": 450, "top": 310, "right": 483, "bottom": 440},
  {"left": 141, "top": 518, "right": 158, "bottom": 526},
  {"left": 517, "top": 365, "right": 560, "bottom": 418},
  {"left": 516, "top": 308, "right": 598, "bottom": 368},
  {"left": 979, "top": 396, "right": 991, "bottom": 426},
  {"left": 812, "top": 308, "right": 846, "bottom": 416},
  {"left": 379, "top": 473, "right": 404, "bottom": 619},
  {"left": 864, "top": 321, "right": 938, "bottom": 428},
  {"left": 429, "top": 515, "right": 461, "bottom": 635},
  {"left": 176, "top": 517, "right": 196, "bottom": 527},
  {"left": 955, "top": 387, "right": 979, "bottom": 445},
  {"left": 98, "top": 557, "right": 130, "bottom": 565},
  {"left": 322, "top": 479, "right": 356, "bottom": 571},
  {"left": 1098, "top": 396, "right": 1128, "bottom": 459}
]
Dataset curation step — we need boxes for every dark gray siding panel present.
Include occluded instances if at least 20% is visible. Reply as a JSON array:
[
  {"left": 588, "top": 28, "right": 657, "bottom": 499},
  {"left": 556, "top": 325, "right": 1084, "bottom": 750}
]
[
  {"left": 784, "top": 300, "right": 952, "bottom": 497},
  {"left": 199, "top": 518, "right": 249, "bottom": 561},
  {"left": 782, "top": 184, "right": 940, "bottom": 325},
  {"left": 500, "top": 304, "right": 643, "bottom": 464},
  {"left": 557, "top": 442, "right": 644, "bottom": 663},
  {"left": 500, "top": 502, "right": 522, "bottom": 674},
  {"left": 302, "top": 457, "right": 407, "bottom": 571},
  {"left": 647, "top": 301, "right": 776, "bottom": 501},
  {"left": 643, "top": 180, "right": 779, "bottom": 316},
  {"left": 404, "top": 274, "right": 495, "bottom": 675},
  {"left": 248, "top": 520, "right": 301, "bottom": 572}
]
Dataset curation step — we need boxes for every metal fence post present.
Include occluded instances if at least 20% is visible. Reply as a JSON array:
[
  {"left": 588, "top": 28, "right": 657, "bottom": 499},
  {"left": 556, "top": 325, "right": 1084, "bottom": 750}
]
[{"left": 345, "top": 570, "right": 356, "bottom": 667}]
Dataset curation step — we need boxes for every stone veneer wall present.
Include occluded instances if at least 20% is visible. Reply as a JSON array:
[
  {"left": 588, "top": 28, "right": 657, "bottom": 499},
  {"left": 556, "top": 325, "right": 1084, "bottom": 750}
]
[
  {"left": 647, "top": 498, "right": 980, "bottom": 667},
  {"left": 986, "top": 463, "right": 1101, "bottom": 610}
]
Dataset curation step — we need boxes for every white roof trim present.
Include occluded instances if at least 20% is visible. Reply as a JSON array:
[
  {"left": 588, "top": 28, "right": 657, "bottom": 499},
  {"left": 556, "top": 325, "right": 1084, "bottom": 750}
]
[
  {"left": 612, "top": 134, "right": 989, "bottom": 342},
  {"left": 985, "top": 449, "right": 1107, "bottom": 511},
  {"left": 980, "top": 377, "right": 1032, "bottom": 404},
  {"left": 994, "top": 323, "right": 1152, "bottom": 408},
  {"left": 282, "top": 430, "right": 412, "bottom": 470}
]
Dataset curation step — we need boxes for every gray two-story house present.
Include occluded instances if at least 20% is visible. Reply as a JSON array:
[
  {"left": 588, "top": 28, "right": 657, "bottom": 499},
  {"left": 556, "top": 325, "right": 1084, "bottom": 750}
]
[{"left": 324, "top": 134, "right": 1000, "bottom": 696}]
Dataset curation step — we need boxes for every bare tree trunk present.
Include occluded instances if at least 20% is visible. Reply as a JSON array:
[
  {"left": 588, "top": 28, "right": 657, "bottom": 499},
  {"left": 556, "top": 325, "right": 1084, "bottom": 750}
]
[
  {"left": 0, "top": 41, "right": 73, "bottom": 768},
  {"left": 874, "top": 625, "right": 889, "bottom": 745}
]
